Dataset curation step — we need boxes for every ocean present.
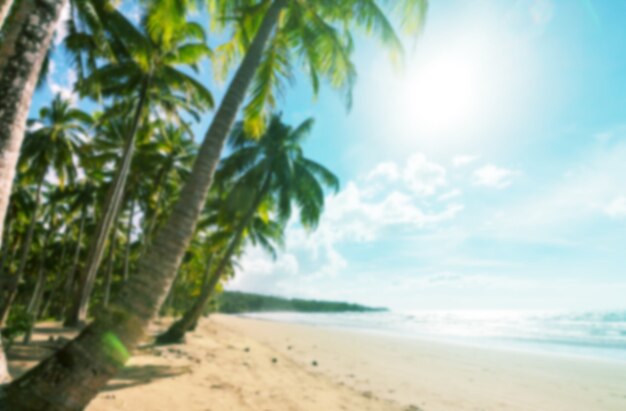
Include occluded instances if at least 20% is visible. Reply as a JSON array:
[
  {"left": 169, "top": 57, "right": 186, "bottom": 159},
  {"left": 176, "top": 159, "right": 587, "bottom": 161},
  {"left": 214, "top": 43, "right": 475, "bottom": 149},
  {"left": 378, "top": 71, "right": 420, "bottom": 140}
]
[{"left": 241, "top": 310, "right": 626, "bottom": 362}]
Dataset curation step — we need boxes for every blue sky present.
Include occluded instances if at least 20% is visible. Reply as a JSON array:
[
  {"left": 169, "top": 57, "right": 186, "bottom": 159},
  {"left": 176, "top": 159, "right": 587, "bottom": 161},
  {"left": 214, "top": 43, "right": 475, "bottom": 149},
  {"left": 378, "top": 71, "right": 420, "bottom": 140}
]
[{"left": 36, "top": 0, "right": 626, "bottom": 312}]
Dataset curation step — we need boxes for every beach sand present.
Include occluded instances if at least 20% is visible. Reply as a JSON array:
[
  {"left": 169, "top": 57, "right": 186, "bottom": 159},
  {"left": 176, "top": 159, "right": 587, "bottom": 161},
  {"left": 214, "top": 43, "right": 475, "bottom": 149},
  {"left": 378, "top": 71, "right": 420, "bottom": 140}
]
[{"left": 8, "top": 314, "right": 626, "bottom": 411}]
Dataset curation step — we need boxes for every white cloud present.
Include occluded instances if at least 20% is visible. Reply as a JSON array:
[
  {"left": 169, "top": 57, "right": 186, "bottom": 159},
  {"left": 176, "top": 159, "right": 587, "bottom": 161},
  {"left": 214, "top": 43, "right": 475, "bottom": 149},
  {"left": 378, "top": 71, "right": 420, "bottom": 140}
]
[
  {"left": 404, "top": 153, "right": 447, "bottom": 196},
  {"left": 54, "top": 3, "right": 71, "bottom": 45},
  {"left": 27, "top": 121, "right": 43, "bottom": 132},
  {"left": 605, "top": 197, "right": 626, "bottom": 219},
  {"left": 228, "top": 248, "right": 300, "bottom": 293},
  {"left": 233, "top": 154, "right": 464, "bottom": 294},
  {"left": 439, "top": 189, "right": 462, "bottom": 202},
  {"left": 594, "top": 124, "right": 626, "bottom": 143},
  {"left": 478, "top": 140, "right": 626, "bottom": 244},
  {"left": 367, "top": 152, "right": 447, "bottom": 196},
  {"left": 452, "top": 155, "right": 477, "bottom": 167},
  {"left": 49, "top": 68, "right": 78, "bottom": 103},
  {"left": 367, "top": 162, "right": 399, "bottom": 181},
  {"left": 396, "top": 272, "right": 533, "bottom": 290},
  {"left": 473, "top": 164, "right": 516, "bottom": 188}
]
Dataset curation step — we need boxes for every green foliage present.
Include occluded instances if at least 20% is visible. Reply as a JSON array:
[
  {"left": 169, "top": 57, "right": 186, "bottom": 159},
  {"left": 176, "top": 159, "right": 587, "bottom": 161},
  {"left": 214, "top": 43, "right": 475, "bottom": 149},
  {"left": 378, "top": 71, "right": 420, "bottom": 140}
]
[
  {"left": 1, "top": 307, "right": 34, "bottom": 348},
  {"left": 214, "top": 291, "right": 387, "bottom": 314},
  {"left": 0, "top": 0, "right": 427, "bottom": 335}
]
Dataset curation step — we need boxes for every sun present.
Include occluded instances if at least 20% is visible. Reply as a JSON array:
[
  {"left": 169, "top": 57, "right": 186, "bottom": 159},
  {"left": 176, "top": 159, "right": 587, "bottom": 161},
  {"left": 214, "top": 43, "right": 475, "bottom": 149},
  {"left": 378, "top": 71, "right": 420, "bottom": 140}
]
[{"left": 396, "top": 47, "right": 485, "bottom": 135}]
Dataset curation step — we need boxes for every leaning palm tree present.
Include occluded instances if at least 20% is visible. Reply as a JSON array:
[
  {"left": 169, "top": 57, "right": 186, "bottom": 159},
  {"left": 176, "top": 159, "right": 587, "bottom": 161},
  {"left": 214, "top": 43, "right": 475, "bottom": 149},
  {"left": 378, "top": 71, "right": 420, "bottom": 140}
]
[
  {"left": 135, "top": 124, "right": 198, "bottom": 249},
  {"left": 0, "top": 0, "right": 66, "bottom": 241},
  {"left": 0, "top": 0, "right": 14, "bottom": 31},
  {"left": 0, "top": 95, "right": 90, "bottom": 325},
  {"left": 0, "top": 2, "right": 427, "bottom": 408},
  {"left": 64, "top": 13, "right": 214, "bottom": 326},
  {"left": 157, "top": 115, "right": 338, "bottom": 343}
]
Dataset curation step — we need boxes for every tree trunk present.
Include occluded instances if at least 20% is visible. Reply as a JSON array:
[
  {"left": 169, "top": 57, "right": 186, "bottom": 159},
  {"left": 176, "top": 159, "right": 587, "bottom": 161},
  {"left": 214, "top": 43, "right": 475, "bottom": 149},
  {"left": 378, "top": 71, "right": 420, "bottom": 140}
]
[
  {"left": 22, "top": 265, "right": 44, "bottom": 344},
  {"left": 63, "top": 206, "right": 86, "bottom": 299},
  {"left": 122, "top": 196, "right": 134, "bottom": 283},
  {"left": 188, "top": 254, "right": 213, "bottom": 331},
  {"left": 0, "top": 233, "right": 19, "bottom": 318},
  {"left": 0, "top": 176, "right": 44, "bottom": 325},
  {"left": 157, "top": 175, "right": 272, "bottom": 344},
  {"left": 0, "top": 338, "right": 8, "bottom": 384},
  {"left": 25, "top": 260, "right": 45, "bottom": 316},
  {"left": 140, "top": 165, "right": 168, "bottom": 252},
  {"left": 0, "top": 204, "right": 13, "bottom": 278},
  {"left": 0, "top": 1, "right": 286, "bottom": 409},
  {"left": 0, "top": 0, "right": 66, "bottom": 332},
  {"left": 102, "top": 224, "right": 116, "bottom": 308},
  {"left": 0, "top": 0, "right": 65, "bottom": 242},
  {"left": 23, "top": 204, "right": 57, "bottom": 344},
  {"left": 38, "top": 226, "right": 70, "bottom": 319},
  {"left": 0, "top": 0, "right": 14, "bottom": 33},
  {"left": 65, "top": 76, "right": 150, "bottom": 327}
]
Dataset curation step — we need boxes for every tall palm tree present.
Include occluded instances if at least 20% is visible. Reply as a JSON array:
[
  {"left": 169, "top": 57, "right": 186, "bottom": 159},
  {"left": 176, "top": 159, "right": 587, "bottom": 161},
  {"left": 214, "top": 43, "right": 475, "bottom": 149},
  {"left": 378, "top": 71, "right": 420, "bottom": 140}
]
[
  {"left": 60, "top": 178, "right": 100, "bottom": 308},
  {"left": 0, "top": 95, "right": 90, "bottom": 325},
  {"left": 157, "top": 115, "right": 337, "bottom": 343},
  {"left": 0, "top": 0, "right": 66, "bottom": 244},
  {"left": 0, "top": 2, "right": 427, "bottom": 408},
  {"left": 0, "top": 0, "right": 13, "bottom": 32},
  {"left": 64, "top": 15, "right": 214, "bottom": 326},
  {"left": 135, "top": 124, "right": 197, "bottom": 249}
]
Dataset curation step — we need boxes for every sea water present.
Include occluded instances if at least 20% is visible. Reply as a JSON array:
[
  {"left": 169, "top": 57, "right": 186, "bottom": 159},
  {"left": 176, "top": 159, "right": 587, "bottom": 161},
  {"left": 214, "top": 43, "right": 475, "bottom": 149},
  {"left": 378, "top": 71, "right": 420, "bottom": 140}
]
[{"left": 241, "top": 310, "right": 626, "bottom": 362}]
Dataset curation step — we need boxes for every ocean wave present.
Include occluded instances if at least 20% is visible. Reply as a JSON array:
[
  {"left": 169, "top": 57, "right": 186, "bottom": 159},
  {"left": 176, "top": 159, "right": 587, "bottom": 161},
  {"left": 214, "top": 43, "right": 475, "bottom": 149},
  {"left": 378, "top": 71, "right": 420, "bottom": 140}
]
[{"left": 243, "top": 309, "right": 626, "bottom": 361}]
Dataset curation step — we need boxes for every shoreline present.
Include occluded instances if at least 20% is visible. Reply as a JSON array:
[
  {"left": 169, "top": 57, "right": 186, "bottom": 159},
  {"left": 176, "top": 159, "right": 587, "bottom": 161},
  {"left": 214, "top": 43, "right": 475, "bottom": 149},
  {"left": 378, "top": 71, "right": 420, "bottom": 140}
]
[
  {"left": 239, "top": 311, "right": 626, "bottom": 365},
  {"left": 217, "top": 314, "right": 626, "bottom": 411},
  {"left": 8, "top": 315, "right": 626, "bottom": 411}
]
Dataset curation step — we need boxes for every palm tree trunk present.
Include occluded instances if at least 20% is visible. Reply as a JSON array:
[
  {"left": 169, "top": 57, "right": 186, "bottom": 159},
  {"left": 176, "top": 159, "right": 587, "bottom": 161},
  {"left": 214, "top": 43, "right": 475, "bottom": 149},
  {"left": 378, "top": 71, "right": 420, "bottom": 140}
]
[
  {"left": 122, "top": 196, "right": 135, "bottom": 283},
  {"left": 102, "top": 224, "right": 117, "bottom": 308},
  {"left": 0, "top": 176, "right": 44, "bottom": 325},
  {"left": 26, "top": 260, "right": 46, "bottom": 316},
  {"left": 0, "top": 1, "right": 286, "bottom": 409},
  {"left": 65, "top": 76, "right": 151, "bottom": 327},
  {"left": 0, "top": 204, "right": 13, "bottom": 279},
  {"left": 0, "top": 0, "right": 14, "bottom": 32},
  {"left": 0, "top": 0, "right": 65, "bottom": 238},
  {"left": 64, "top": 206, "right": 86, "bottom": 297},
  {"left": 23, "top": 266, "right": 44, "bottom": 344},
  {"left": 0, "top": 0, "right": 65, "bottom": 344},
  {"left": 187, "top": 254, "right": 213, "bottom": 332},
  {"left": 0, "top": 233, "right": 19, "bottom": 314},
  {"left": 160, "top": 267, "right": 180, "bottom": 317},
  {"left": 0, "top": 0, "right": 63, "bottom": 378},
  {"left": 23, "top": 204, "right": 57, "bottom": 343},
  {"left": 140, "top": 165, "right": 168, "bottom": 251},
  {"left": 157, "top": 175, "right": 272, "bottom": 344}
]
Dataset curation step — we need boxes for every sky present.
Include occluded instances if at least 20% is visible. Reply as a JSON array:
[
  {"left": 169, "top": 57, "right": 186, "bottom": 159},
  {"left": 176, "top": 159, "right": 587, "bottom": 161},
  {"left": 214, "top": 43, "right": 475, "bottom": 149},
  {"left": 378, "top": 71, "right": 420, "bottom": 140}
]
[{"left": 35, "top": 0, "right": 626, "bottom": 312}]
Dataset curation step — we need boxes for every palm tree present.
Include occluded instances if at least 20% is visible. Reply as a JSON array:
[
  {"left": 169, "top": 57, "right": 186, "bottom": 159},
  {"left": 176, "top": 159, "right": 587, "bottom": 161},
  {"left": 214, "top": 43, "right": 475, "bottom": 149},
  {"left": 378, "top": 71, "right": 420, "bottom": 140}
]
[
  {"left": 64, "top": 15, "right": 214, "bottom": 326},
  {"left": 0, "top": 0, "right": 66, "bottom": 243},
  {"left": 60, "top": 179, "right": 100, "bottom": 308},
  {"left": 0, "top": 0, "right": 13, "bottom": 31},
  {"left": 0, "top": 95, "right": 90, "bottom": 325},
  {"left": 135, "top": 124, "right": 197, "bottom": 249},
  {"left": 157, "top": 115, "right": 338, "bottom": 343},
  {"left": 0, "top": 2, "right": 427, "bottom": 408}
]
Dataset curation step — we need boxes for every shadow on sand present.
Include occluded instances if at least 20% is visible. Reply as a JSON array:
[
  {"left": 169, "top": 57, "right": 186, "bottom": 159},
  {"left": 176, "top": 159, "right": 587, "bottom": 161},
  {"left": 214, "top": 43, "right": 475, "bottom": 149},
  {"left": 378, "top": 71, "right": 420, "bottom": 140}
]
[
  {"left": 102, "top": 364, "right": 191, "bottom": 392},
  {"left": 8, "top": 339, "right": 189, "bottom": 393}
]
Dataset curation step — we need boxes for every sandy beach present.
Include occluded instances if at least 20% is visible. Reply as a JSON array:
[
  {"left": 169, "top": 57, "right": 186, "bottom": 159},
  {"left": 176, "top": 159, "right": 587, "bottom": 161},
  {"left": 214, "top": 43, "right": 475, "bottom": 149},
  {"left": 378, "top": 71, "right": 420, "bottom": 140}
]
[{"left": 8, "top": 315, "right": 626, "bottom": 411}]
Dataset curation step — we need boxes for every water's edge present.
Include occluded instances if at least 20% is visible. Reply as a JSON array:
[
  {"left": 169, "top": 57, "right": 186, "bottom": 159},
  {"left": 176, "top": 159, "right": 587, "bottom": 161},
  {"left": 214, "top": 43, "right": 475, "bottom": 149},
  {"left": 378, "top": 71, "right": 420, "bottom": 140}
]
[{"left": 241, "top": 310, "right": 626, "bottom": 363}]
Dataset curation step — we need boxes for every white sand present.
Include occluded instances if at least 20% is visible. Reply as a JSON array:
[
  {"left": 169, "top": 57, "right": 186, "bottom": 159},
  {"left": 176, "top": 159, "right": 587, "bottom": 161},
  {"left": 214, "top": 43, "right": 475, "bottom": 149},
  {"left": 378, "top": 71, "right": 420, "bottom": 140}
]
[
  {"left": 8, "top": 315, "right": 626, "bottom": 411},
  {"left": 217, "top": 315, "right": 626, "bottom": 411}
]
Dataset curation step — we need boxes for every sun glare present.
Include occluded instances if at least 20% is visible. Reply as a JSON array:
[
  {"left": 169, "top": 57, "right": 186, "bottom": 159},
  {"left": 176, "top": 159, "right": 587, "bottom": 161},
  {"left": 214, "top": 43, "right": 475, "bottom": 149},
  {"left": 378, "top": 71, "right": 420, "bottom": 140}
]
[
  {"left": 400, "top": 50, "right": 482, "bottom": 134},
  {"left": 366, "top": 25, "right": 538, "bottom": 153}
]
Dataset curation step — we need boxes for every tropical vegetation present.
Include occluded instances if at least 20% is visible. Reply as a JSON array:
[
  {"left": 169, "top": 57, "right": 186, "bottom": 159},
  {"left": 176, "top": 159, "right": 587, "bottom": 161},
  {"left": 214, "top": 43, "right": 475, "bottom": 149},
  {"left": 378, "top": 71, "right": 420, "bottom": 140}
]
[{"left": 0, "top": 0, "right": 427, "bottom": 409}]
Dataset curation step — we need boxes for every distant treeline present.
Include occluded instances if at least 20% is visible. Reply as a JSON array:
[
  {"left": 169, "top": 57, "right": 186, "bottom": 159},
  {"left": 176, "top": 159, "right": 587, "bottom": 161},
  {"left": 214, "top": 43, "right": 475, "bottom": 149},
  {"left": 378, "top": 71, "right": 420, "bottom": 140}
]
[{"left": 214, "top": 291, "right": 387, "bottom": 314}]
